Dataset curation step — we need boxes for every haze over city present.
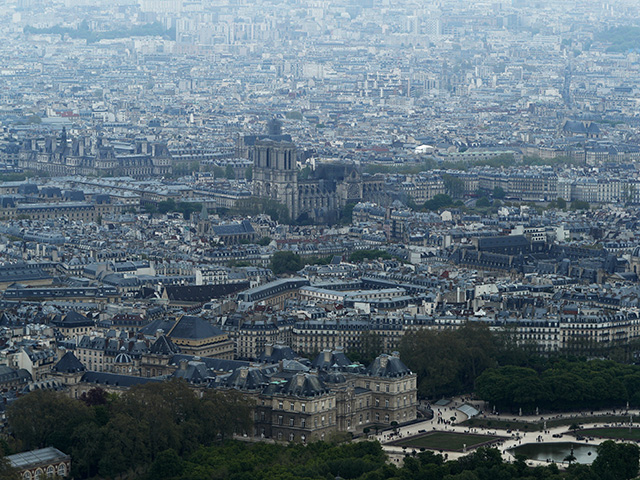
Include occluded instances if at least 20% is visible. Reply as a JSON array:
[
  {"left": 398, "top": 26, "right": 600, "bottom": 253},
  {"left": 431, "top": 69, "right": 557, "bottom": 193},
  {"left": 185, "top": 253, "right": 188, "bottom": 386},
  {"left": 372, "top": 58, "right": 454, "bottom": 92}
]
[{"left": 0, "top": 0, "right": 640, "bottom": 479}]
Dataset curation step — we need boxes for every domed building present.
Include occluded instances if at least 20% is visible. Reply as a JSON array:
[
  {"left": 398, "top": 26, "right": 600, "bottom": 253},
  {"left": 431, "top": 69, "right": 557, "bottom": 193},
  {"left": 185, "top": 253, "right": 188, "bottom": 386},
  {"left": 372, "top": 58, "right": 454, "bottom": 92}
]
[
  {"left": 629, "top": 246, "right": 640, "bottom": 276},
  {"left": 113, "top": 348, "right": 134, "bottom": 374}
]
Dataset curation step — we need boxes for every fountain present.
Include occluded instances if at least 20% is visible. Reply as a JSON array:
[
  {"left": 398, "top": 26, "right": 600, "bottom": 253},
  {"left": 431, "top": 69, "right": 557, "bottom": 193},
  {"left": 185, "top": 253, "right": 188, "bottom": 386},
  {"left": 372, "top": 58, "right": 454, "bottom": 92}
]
[{"left": 509, "top": 442, "right": 596, "bottom": 464}]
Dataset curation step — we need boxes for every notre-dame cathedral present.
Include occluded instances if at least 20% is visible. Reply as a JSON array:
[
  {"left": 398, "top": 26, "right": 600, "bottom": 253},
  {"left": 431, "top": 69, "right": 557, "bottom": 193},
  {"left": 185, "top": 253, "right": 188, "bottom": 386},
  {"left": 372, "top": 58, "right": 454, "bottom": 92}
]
[{"left": 251, "top": 138, "right": 387, "bottom": 222}]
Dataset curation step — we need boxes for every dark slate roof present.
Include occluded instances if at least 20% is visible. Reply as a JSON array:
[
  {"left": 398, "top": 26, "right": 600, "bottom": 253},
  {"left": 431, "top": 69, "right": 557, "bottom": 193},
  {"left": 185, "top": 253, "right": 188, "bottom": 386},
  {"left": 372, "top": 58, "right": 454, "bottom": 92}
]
[
  {"left": 563, "top": 120, "right": 600, "bottom": 135},
  {"left": 0, "top": 366, "right": 31, "bottom": 385},
  {"left": 81, "top": 371, "right": 163, "bottom": 388},
  {"left": 150, "top": 335, "right": 181, "bottom": 355},
  {"left": 173, "top": 360, "right": 214, "bottom": 384},
  {"left": 280, "top": 373, "right": 329, "bottom": 397},
  {"left": 320, "top": 370, "right": 346, "bottom": 384},
  {"left": 22, "top": 379, "right": 65, "bottom": 394},
  {"left": 212, "top": 220, "right": 255, "bottom": 236},
  {"left": 219, "top": 366, "right": 269, "bottom": 390},
  {"left": 0, "top": 312, "right": 23, "bottom": 327},
  {"left": 138, "top": 318, "right": 175, "bottom": 337},
  {"left": 78, "top": 336, "right": 107, "bottom": 350},
  {"left": 168, "top": 315, "right": 224, "bottom": 340},
  {"left": 164, "top": 282, "right": 249, "bottom": 302},
  {"left": 0, "top": 264, "right": 51, "bottom": 283},
  {"left": 477, "top": 235, "right": 529, "bottom": 249},
  {"left": 53, "top": 352, "right": 86, "bottom": 373},
  {"left": 312, "top": 349, "right": 353, "bottom": 370},
  {"left": 257, "top": 345, "right": 297, "bottom": 363},
  {"left": 366, "top": 354, "right": 412, "bottom": 378},
  {"left": 23, "top": 346, "right": 56, "bottom": 363},
  {"left": 170, "top": 354, "right": 249, "bottom": 373},
  {"left": 279, "top": 359, "right": 309, "bottom": 372},
  {"left": 52, "top": 310, "right": 94, "bottom": 328}
]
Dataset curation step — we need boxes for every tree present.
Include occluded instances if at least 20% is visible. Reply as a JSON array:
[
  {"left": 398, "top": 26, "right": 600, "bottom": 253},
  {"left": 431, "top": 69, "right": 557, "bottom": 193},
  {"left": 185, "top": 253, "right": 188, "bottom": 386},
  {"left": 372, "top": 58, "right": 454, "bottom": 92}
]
[
  {"left": 257, "top": 236, "right": 272, "bottom": 246},
  {"left": 349, "top": 249, "right": 392, "bottom": 263},
  {"left": 7, "top": 390, "right": 91, "bottom": 451},
  {"left": 143, "top": 203, "right": 157, "bottom": 215},
  {"left": 270, "top": 251, "right": 303, "bottom": 275},
  {"left": 244, "top": 166, "right": 253, "bottom": 181},
  {"left": 592, "top": 440, "right": 640, "bottom": 480},
  {"left": 158, "top": 198, "right": 177, "bottom": 214},
  {"left": 199, "top": 390, "right": 253, "bottom": 441},
  {"left": 556, "top": 197, "right": 567, "bottom": 209},
  {"left": 232, "top": 197, "right": 289, "bottom": 223},
  {"left": 349, "top": 331, "right": 383, "bottom": 365},
  {"left": 225, "top": 165, "right": 235, "bottom": 180},
  {"left": 476, "top": 196, "right": 491, "bottom": 208},
  {"left": 549, "top": 197, "right": 567, "bottom": 210},
  {"left": 0, "top": 456, "right": 19, "bottom": 480},
  {"left": 622, "top": 184, "right": 636, "bottom": 205},
  {"left": 79, "top": 387, "right": 108, "bottom": 406},
  {"left": 148, "top": 449, "right": 185, "bottom": 480},
  {"left": 70, "top": 421, "right": 106, "bottom": 478},
  {"left": 492, "top": 186, "right": 506, "bottom": 199},
  {"left": 441, "top": 174, "right": 465, "bottom": 198},
  {"left": 340, "top": 202, "right": 357, "bottom": 225},
  {"left": 570, "top": 200, "right": 590, "bottom": 211},
  {"left": 569, "top": 422, "right": 581, "bottom": 436},
  {"left": 399, "top": 328, "right": 464, "bottom": 398},
  {"left": 176, "top": 202, "right": 202, "bottom": 220},
  {"left": 424, "top": 194, "right": 453, "bottom": 211},
  {"left": 98, "top": 413, "right": 152, "bottom": 477}
]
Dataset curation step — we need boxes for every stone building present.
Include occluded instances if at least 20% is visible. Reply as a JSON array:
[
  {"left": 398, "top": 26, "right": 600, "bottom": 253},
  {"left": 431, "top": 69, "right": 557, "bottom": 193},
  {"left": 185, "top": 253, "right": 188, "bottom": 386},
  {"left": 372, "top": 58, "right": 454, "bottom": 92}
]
[
  {"left": 8, "top": 447, "right": 70, "bottom": 479},
  {"left": 216, "top": 350, "right": 417, "bottom": 443},
  {"left": 165, "top": 315, "right": 235, "bottom": 359},
  {"left": 251, "top": 139, "right": 386, "bottom": 222},
  {"left": 18, "top": 129, "right": 172, "bottom": 178}
]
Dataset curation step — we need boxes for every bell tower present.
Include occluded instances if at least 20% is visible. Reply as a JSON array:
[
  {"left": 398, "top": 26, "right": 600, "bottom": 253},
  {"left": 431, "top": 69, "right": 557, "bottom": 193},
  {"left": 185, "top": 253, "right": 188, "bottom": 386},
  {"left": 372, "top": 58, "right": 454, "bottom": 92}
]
[{"left": 252, "top": 139, "right": 298, "bottom": 219}]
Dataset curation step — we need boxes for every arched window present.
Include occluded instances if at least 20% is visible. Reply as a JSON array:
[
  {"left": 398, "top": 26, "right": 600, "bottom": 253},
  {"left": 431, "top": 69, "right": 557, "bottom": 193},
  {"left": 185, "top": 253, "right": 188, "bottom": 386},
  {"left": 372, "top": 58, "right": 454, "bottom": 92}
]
[
  {"left": 23, "top": 472, "right": 31, "bottom": 480},
  {"left": 34, "top": 469, "right": 43, "bottom": 480},
  {"left": 57, "top": 464, "right": 67, "bottom": 477},
  {"left": 46, "top": 466, "right": 55, "bottom": 478}
]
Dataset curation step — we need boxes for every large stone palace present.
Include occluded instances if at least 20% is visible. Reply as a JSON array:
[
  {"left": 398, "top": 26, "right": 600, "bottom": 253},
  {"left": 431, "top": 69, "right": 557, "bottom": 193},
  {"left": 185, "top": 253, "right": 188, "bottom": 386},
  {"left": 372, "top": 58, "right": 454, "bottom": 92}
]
[{"left": 17, "top": 128, "right": 172, "bottom": 178}]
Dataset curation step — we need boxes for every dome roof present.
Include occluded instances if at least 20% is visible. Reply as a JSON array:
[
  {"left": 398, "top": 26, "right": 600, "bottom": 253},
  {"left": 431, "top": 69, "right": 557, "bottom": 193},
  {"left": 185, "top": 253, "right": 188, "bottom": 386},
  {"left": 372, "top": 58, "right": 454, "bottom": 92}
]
[{"left": 114, "top": 352, "right": 133, "bottom": 364}]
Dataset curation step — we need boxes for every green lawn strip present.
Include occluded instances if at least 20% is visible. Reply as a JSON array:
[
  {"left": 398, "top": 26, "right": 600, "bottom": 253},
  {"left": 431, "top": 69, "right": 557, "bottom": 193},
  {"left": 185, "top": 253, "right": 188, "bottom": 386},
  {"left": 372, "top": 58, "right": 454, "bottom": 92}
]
[
  {"left": 390, "top": 432, "right": 503, "bottom": 452},
  {"left": 462, "top": 418, "right": 543, "bottom": 431},
  {"left": 462, "top": 415, "right": 633, "bottom": 432},
  {"left": 575, "top": 427, "right": 640, "bottom": 441}
]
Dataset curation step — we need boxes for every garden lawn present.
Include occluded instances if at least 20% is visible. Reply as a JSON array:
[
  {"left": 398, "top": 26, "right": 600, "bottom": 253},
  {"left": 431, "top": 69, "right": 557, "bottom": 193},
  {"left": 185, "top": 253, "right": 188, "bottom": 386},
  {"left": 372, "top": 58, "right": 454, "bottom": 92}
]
[
  {"left": 391, "top": 432, "right": 503, "bottom": 452},
  {"left": 577, "top": 427, "right": 640, "bottom": 442}
]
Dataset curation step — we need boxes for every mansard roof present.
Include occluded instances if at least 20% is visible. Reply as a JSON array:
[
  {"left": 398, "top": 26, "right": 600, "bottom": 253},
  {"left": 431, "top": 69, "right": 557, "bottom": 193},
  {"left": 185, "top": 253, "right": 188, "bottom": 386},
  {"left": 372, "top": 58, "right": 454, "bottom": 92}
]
[
  {"left": 53, "top": 351, "right": 85, "bottom": 374},
  {"left": 366, "top": 353, "right": 412, "bottom": 378}
]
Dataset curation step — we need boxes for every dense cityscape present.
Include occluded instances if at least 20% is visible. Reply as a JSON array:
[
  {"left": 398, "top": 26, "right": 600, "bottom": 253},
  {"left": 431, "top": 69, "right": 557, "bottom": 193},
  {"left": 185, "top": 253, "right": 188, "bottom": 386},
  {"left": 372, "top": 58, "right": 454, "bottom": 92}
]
[{"left": 1, "top": 0, "right": 640, "bottom": 479}]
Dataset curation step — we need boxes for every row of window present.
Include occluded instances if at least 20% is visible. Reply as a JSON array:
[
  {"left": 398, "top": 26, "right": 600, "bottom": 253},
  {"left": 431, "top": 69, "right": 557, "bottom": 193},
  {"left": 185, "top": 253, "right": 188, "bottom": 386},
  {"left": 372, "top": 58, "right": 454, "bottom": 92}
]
[{"left": 22, "top": 463, "right": 67, "bottom": 480}]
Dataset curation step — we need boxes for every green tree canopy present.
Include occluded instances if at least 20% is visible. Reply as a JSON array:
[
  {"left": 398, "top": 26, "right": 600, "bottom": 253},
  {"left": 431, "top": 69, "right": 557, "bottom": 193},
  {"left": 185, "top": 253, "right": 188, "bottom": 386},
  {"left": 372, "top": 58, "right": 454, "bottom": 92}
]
[
  {"left": 348, "top": 249, "right": 393, "bottom": 263},
  {"left": 399, "top": 322, "right": 498, "bottom": 398},
  {"left": 425, "top": 194, "right": 454, "bottom": 211},
  {"left": 476, "top": 196, "right": 491, "bottom": 208},
  {"left": 7, "top": 390, "right": 92, "bottom": 452},
  {"left": 270, "top": 251, "right": 303, "bottom": 275},
  {"left": 493, "top": 186, "right": 506, "bottom": 199},
  {"left": 570, "top": 200, "right": 590, "bottom": 211},
  {"left": 592, "top": 440, "right": 640, "bottom": 480}
]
